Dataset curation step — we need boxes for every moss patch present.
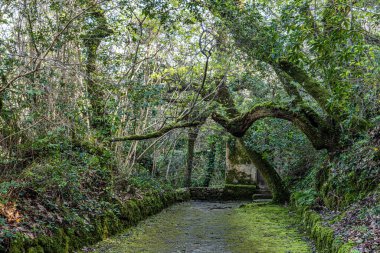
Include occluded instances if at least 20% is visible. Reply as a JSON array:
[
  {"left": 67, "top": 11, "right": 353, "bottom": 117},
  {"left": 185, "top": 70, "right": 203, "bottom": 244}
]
[
  {"left": 226, "top": 203, "right": 311, "bottom": 253},
  {"left": 189, "top": 185, "right": 258, "bottom": 200}
]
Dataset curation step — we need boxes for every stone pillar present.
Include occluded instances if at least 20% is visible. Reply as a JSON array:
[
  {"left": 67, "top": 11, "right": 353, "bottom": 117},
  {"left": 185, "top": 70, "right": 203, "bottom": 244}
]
[{"left": 225, "top": 139, "right": 258, "bottom": 185}]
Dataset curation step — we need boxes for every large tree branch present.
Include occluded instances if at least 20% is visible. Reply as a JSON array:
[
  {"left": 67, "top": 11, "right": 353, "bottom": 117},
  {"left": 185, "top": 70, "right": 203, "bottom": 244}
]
[
  {"left": 212, "top": 102, "right": 299, "bottom": 136},
  {"left": 277, "top": 60, "right": 332, "bottom": 116},
  {"left": 213, "top": 82, "right": 240, "bottom": 118},
  {"left": 212, "top": 102, "right": 338, "bottom": 150},
  {"left": 273, "top": 67, "right": 303, "bottom": 104},
  {"left": 109, "top": 121, "right": 203, "bottom": 142}
]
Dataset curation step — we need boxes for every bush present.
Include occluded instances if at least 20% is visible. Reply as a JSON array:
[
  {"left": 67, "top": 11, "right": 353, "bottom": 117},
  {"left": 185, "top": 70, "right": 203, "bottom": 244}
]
[{"left": 292, "top": 189, "right": 318, "bottom": 207}]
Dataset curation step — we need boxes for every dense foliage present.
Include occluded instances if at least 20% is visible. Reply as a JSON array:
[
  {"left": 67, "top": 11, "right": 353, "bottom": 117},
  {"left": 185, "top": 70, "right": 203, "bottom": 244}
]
[{"left": 0, "top": 0, "right": 379, "bottom": 251}]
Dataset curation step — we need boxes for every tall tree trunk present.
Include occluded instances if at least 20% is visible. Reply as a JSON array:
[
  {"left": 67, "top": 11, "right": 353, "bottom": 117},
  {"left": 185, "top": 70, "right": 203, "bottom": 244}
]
[
  {"left": 203, "top": 140, "right": 216, "bottom": 187},
  {"left": 83, "top": 4, "right": 112, "bottom": 135},
  {"left": 184, "top": 127, "right": 200, "bottom": 187}
]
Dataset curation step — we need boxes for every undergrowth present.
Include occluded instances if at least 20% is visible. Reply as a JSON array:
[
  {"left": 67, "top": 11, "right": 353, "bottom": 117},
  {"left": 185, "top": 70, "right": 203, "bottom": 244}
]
[{"left": 0, "top": 132, "right": 174, "bottom": 251}]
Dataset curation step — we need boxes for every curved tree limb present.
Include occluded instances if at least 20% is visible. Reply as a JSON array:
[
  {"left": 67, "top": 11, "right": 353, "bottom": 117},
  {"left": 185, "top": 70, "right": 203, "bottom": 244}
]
[
  {"left": 210, "top": 79, "right": 291, "bottom": 203},
  {"left": 212, "top": 102, "right": 305, "bottom": 136},
  {"left": 212, "top": 102, "right": 338, "bottom": 151}
]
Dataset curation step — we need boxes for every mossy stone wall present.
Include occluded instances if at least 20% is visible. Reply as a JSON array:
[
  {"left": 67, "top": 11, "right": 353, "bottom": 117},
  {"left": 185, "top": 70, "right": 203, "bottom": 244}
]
[
  {"left": 298, "top": 208, "right": 358, "bottom": 253},
  {"left": 189, "top": 184, "right": 258, "bottom": 200},
  {"left": 226, "top": 140, "right": 257, "bottom": 185}
]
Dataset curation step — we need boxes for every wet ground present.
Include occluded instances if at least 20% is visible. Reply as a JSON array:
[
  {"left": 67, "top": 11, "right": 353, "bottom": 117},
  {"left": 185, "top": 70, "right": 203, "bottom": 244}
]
[{"left": 83, "top": 201, "right": 312, "bottom": 253}]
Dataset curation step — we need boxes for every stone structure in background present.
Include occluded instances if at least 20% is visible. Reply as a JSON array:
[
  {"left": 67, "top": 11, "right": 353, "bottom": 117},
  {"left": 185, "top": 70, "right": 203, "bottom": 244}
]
[{"left": 225, "top": 140, "right": 267, "bottom": 189}]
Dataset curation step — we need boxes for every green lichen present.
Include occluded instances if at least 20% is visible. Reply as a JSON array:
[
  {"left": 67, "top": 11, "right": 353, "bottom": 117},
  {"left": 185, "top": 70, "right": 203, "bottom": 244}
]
[
  {"left": 226, "top": 139, "right": 257, "bottom": 185},
  {"left": 26, "top": 246, "right": 44, "bottom": 253},
  {"left": 225, "top": 168, "right": 254, "bottom": 185}
]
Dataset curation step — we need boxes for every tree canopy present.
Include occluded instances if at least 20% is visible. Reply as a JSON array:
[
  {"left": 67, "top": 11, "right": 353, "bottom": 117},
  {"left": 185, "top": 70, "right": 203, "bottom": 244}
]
[{"left": 0, "top": 0, "right": 379, "bottom": 201}]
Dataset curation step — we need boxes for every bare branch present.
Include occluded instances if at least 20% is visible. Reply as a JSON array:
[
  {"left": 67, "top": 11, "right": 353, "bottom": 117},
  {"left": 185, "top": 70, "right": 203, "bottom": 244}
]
[
  {"left": 109, "top": 121, "right": 204, "bottom": 142},
  {"left": 0, "top": 4, "right": 92, "bottom": 93}
]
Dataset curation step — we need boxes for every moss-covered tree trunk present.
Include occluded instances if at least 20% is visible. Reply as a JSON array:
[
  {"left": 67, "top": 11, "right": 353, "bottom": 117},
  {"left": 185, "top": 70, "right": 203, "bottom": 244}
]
[
  {"left": 203, "top": 140, "right": 216, "bottom": 187},
  {"left": 0, "top": 75, "right": 5, "bottom": 119},
  {"left": 83, "top": 4, "right": 112, "bottom": 135},
  {"left": 184, "top": 126, "right": 200, "bottom": 187},
  {"left": 237, "top": 138, "right": 290, "bottom": 204},
  {"left": 213, "top": 83, "right": 290, "bottom": 203}
]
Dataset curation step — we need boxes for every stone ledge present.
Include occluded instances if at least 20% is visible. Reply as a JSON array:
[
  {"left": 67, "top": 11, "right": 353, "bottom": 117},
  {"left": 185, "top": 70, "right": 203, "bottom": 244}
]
[
  {"left": 298, "top": 207, "right": 358, "bottom": 253},
  {"left": 189, "top": 184, "right": 258, "bottom": 200}
]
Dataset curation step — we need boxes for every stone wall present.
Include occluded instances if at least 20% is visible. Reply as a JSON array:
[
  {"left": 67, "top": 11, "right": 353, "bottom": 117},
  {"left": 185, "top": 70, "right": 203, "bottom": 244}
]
[
  {"left": 226, "top": 140, "right": 257, "bottom": 185},
  {"left": 225, "top": 140, "right": 268, "bottom": 189},
  {"left": 189, "top": 185, "right": 258, "bottom": 200},
  {"left": 298, "top": 207, "right": 356, "bottom": 253}
]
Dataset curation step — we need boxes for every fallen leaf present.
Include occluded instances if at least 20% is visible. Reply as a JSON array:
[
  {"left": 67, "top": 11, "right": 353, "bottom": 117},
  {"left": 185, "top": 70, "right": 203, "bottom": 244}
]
[{"left": 0, "top": 202, "right": 23, "bottom": 223}]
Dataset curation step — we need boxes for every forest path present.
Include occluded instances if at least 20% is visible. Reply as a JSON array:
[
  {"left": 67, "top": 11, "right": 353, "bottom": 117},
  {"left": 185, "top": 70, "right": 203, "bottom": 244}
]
[{"left": 82, "top": 201, "right": 312, "bottom": 253}]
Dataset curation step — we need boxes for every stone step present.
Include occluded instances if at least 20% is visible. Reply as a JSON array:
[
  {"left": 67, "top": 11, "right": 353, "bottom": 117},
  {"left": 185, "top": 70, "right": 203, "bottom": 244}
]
[
  {"left": 256, "top": 189, "right": 272, "bottom": 195},
  {"left": 252, "top": 199, "right": 272, "bottom": 203},
  {"left": 252, "top": 193, "right": 273, "bottom": 200}
]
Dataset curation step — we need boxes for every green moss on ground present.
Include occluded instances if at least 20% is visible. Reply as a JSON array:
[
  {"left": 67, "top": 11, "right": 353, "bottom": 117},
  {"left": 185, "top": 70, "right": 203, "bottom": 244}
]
[
  {"left": 87, "top": 201, "right": 312, "bottom": 253},
  {"left": 85, "top": 203, "right": 187, "bottom": 253},
  {"left": 227, "top": 203, "right": 311, "bottom": 253}
]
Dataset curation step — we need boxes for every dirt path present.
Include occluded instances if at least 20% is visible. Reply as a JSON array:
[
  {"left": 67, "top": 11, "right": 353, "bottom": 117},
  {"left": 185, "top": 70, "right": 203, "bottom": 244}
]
[{"left": 83, "top": 201, "right": 312, "bottom": 253}]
